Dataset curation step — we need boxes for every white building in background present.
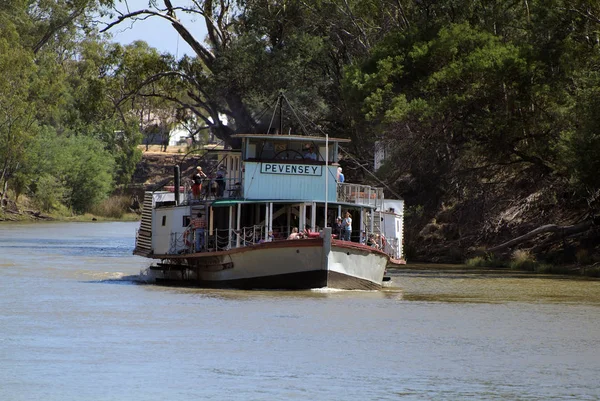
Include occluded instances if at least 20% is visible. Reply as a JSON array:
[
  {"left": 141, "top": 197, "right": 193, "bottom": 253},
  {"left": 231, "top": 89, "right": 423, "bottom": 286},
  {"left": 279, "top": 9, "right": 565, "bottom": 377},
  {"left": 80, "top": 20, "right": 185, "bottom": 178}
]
[{"left": 141, "top": 112, "right": 228, "bottom": 147}]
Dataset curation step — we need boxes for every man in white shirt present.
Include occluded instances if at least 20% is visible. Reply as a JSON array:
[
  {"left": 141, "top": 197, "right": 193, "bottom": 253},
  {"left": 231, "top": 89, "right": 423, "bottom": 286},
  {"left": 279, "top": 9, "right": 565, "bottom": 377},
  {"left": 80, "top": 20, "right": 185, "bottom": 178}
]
[{"left": 304, "top": 145, "right": 317, "bottom": 160}]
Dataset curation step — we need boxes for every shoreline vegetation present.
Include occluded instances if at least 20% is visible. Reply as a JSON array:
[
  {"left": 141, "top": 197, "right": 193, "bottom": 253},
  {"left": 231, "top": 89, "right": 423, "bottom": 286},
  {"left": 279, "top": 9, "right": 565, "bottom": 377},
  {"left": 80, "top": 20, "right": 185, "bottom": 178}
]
[
  {"left": 0, "top": 193, "right": 142, "bottom": 223},
  {"left": 2, "top": 147, "right": 599, "bottom": 279},
  {"left": 2, "top": 1, "right": 600, "bottom": 280}
]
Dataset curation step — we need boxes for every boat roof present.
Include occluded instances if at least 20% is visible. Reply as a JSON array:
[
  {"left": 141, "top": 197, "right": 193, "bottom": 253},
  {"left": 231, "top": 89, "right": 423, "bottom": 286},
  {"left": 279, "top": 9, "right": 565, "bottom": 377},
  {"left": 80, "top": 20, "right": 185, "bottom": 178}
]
[{"left": 232, "top": 133, "right": 351, "bottom": 144}]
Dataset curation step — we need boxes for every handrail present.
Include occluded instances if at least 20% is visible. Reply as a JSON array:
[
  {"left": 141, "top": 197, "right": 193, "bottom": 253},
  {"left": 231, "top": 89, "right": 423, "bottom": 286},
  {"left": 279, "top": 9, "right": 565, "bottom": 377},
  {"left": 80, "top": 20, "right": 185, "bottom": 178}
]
[
  {"left": 336, "top": 183, "right": 384, "bottom": 208},
  {"left": 167, "top": 221, "right": 401, "bottom": 259}
]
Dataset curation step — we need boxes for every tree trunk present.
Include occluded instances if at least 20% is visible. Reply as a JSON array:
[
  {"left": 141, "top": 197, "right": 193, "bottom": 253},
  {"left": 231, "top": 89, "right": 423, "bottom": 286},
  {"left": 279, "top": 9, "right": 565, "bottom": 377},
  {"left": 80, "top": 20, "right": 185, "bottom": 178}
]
[{"left": 488, "top": 220, "right": 595, "bottom": 253}]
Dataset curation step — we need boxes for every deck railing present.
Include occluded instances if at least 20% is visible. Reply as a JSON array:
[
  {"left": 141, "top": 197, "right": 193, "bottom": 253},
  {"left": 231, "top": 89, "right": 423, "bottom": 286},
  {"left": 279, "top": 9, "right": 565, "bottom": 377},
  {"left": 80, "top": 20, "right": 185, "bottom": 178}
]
[
  {"left": 171, "top": 225, "right": 295, "bottom": 254},
  {"left": 169, "top": 222, "right": 401, "bottom": 259},
  {"left": 336, "top": 183, "right": 384, "bottom": 208}
]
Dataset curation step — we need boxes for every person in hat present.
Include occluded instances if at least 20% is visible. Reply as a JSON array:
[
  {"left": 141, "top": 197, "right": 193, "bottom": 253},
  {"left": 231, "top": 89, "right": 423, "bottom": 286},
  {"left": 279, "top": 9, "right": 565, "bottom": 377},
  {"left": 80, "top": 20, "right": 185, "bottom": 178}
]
[
  {"left": 216, "top": 165, "right": 227, "bottom": 197},
  {"left": 191, "top": 166, "right": 206, "bottom": 200},
  {"left": 333, "top": 216, "right": 343, "bottom": 239}
]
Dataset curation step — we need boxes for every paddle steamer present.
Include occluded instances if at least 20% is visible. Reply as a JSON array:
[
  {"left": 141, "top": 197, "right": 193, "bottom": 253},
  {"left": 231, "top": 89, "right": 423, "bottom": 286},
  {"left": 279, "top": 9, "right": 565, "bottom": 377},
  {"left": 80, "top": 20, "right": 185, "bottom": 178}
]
[{"left": 134, "top": 103, "right": 404, "bottom": 290}]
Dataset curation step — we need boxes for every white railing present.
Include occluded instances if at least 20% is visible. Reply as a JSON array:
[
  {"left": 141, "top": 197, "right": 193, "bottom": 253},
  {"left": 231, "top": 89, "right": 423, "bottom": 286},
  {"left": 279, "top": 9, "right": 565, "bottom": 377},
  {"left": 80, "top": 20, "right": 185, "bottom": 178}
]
[
  {"left": 170, "top": 222, "right": 401, "bottom": 259},
  {"left": 337, "top": 183, "right": 384, "bottom": 208},
  {"left": 169, "top": 225, "right": 301, "bottom": 254}
]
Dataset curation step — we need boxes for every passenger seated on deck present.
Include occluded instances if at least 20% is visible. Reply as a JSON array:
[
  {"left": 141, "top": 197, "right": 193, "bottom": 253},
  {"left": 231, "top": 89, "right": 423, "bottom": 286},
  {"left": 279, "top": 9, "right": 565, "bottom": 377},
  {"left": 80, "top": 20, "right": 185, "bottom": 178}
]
[
  {"left": 367, "top": 234, "right": 380, "bottom": 249},
  {"left": 302, "top": 225, "right": 321, "bottom": 239},
  {"left": 288, "top": 227, "right": 303, "bottom": 240}
]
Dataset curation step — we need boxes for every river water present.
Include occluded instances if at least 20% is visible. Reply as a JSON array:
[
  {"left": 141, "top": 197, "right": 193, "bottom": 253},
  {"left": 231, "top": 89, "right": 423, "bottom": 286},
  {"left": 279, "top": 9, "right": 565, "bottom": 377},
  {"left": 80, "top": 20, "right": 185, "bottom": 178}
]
[{"left": 1, "top": 221, "right": 599, "bottom": 401}]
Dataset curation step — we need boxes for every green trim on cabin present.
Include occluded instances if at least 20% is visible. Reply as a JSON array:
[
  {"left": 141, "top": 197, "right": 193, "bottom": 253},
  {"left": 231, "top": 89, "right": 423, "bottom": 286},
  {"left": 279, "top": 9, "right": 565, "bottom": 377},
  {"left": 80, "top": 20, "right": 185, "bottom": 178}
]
[{"left": 209, "top": 199, "right": 376, "bottom": 209}]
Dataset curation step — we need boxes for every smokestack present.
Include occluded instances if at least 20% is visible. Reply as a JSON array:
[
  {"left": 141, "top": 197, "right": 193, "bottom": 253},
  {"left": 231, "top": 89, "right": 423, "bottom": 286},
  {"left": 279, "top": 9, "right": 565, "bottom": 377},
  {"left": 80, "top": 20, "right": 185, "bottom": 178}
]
[{"left": 174, "top": 165, "right": 180, "bottom": 205}]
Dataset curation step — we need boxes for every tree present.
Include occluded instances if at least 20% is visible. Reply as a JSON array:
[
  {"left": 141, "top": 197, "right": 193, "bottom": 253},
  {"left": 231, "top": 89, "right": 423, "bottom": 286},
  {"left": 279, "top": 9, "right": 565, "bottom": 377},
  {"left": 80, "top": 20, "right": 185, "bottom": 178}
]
[
  {"left": 27, "top": 128, "right": 116, "bottom": 213},
  {"left": 102, "top": 0, "right": 375, "bottom": 144},
  {"left": 0, "top": 20, "right": 38, "bottom": 203}
]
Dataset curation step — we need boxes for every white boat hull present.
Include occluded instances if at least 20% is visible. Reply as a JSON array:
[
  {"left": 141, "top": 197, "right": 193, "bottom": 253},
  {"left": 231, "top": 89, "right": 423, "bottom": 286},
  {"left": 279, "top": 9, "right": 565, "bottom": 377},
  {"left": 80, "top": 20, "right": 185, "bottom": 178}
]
[{"left": 145, "top": 238, "right": 388, "bottom": 290}]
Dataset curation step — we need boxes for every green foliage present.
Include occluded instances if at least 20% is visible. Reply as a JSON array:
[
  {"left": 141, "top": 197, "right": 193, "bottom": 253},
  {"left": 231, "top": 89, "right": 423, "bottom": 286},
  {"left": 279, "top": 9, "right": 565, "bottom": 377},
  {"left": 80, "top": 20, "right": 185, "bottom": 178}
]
[
  {"left": 557, "top": 83, "right": 600, "bottom": 192},
  {"left": 2, "top": 0, "right": 600, "bottom": 230},
  {"left": 0, "top": 21, "right": 37, "bottom": 194},
  {"left": 32, "top": 175, "right": 68, "bottom": 212},
  {"left": 27, "top": 128, "right": 115, "bottom": 213},
  {"left": 61, "top": 135, "right": 116, "bottom": 213},
  {"left": 0, "top": 4, "right": 144, "bottom": 213},
  {"left": 90, "top": 195, "right": 132, "bottom": 219},
  {"left": 465, "top": 254, "right": 506, "bottom": 268}
]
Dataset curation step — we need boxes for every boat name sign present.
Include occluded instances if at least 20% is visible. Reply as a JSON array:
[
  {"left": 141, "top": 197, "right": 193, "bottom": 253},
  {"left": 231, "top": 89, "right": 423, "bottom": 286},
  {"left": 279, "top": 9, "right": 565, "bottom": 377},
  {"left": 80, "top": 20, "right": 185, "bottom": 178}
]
[{"left": 261, "top": 163, "right": 322, "bottom": 176}]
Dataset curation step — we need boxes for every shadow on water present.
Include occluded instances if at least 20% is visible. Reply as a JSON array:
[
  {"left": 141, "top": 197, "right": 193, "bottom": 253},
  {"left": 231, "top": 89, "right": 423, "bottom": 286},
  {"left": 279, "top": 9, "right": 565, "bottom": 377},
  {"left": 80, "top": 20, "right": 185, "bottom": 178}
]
[{"left": 385, "top": 263, "right": 600, "bottom": 304}]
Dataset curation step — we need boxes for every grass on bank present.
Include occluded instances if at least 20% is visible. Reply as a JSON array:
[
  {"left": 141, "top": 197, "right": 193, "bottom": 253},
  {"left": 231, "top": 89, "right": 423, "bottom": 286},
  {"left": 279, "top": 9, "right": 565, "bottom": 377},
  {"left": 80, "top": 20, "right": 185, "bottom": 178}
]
[{"left": 465, "top": 249, "right": 600, "bottom": 277}]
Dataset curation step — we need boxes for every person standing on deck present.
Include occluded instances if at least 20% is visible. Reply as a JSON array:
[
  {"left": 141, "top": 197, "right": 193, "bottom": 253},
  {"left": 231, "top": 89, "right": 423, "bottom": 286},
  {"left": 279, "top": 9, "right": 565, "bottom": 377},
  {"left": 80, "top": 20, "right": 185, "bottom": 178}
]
[
  {"left": 191, "top": 212, "right": 207, "bottom": 252},
  {"left": 343, "top": 212, "right": 352, "bottom": 241},
  {"left": 336, "top": 167, "right": 345, "bottom": 183},
  {"left": 191, "top": 167, "right": 206, "bottom": 200},
  {"left": 216, "top": 165, "right": 227, "bottom": 197}
]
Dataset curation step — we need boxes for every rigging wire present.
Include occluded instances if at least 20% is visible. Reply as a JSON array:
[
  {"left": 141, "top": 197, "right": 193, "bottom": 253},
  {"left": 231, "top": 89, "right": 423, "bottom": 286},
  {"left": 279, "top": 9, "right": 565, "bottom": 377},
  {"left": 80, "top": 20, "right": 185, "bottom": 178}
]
[
  {"left": 338, "top": 145, "right": 404, "bottom": 200},
  {"left": 278, "top": 92, "right": 403, "bottom": 200}
]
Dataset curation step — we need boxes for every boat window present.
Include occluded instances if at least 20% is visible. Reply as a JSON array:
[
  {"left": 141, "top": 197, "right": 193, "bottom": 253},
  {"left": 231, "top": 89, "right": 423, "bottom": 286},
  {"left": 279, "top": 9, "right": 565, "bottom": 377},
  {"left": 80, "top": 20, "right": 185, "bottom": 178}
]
[
  {"left": 162, "top": 216, "right": 166, "bottom": 226},
  {"left": 245, "top": 138, "right": 328, "bottom": 162},
  {"left": 183, "top": 216, "right": 190, "bottom": 227},
  {"left": 260, "top": 141, "right": 275, "bottom": 159},
  {"left": 247, "top": 142, "right": 257, "bottom": 159}
]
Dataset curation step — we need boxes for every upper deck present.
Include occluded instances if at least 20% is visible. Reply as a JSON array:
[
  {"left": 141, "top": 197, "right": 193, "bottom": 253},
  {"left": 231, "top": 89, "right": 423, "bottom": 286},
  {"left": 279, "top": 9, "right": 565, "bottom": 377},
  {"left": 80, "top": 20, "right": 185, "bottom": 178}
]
[{"left": 224, "top": 133, "right": 384, "bottom": 208}]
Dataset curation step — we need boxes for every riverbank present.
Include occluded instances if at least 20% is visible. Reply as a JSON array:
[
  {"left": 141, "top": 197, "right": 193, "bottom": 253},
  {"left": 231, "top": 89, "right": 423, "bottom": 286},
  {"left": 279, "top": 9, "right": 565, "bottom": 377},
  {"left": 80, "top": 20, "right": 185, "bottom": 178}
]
[
  {"left": 0, "top": 195, "right": 141, "bottom": 223},
  {"left": 0, "top": 209, "right": 141, "bottom": 223}
]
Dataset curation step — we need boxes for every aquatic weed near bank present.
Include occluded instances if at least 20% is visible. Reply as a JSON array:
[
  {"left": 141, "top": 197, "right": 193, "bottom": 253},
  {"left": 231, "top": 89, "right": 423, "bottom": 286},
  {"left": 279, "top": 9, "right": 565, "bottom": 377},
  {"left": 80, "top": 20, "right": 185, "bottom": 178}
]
[
  {"left": 466, "top": 249, "right": 600, "bottom": 277},
  {"left": 465, "top": 253, "right": 507, "bottom": 268}
]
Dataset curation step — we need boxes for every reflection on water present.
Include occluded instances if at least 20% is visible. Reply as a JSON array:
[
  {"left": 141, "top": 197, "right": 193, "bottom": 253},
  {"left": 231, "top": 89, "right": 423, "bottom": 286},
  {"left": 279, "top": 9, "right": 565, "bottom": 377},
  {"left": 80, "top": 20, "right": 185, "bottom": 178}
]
[
  {"left": 0, "top": 222, "right": 599, "bottom": 401},
  {"left": 387, "top": 264, "right": 600, "bottom": 305}
]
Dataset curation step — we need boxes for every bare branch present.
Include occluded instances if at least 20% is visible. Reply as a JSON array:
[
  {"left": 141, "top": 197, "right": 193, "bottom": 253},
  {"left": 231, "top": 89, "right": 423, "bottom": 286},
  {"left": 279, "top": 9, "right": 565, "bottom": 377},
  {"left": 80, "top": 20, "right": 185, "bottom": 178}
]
[{"left": 101, "top": 7, "right": 215, "bottom": 65}]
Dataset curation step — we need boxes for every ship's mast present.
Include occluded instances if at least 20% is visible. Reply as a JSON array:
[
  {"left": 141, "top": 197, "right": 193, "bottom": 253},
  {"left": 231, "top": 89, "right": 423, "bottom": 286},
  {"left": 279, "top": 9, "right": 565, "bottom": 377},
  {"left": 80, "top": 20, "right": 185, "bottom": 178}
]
[{"left": 324, "top": 134, "right": 329, "bottom": 229}]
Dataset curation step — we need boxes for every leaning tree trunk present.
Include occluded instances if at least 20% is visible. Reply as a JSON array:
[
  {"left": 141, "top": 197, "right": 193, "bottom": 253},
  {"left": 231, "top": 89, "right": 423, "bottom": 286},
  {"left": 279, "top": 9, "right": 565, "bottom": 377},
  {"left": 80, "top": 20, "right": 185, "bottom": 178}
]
[{"left": 487, "top": 219, "right": 597, "bottom": 253}]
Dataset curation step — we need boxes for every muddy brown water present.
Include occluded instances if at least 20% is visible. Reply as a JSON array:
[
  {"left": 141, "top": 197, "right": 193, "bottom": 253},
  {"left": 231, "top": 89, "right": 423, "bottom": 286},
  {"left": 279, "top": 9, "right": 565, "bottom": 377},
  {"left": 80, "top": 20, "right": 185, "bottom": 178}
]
[{"left": 1, "top": 222, "right": 599, "bottom": 400}]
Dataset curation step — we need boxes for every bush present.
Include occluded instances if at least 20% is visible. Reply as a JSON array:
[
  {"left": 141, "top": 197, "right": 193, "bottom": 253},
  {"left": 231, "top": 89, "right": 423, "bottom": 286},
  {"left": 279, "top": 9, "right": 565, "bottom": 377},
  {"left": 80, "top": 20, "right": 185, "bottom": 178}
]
[
  {"left": 536, "top": 264, "right": 570, "bottom": 275},
  {"left": 466, "top": 256, "right": 487, "bottom": 267},
  {"left": 575, "top": 249, "right": 592, "bottom": 265},
  {"left": 31, "top": 175, "right": 67, "bottom": 212},
  {"left": 91, "top": 195, "right": 131, "bottom": 219},
  {"left": 465, "top": 253, "right": 507, "bottom": 268},
  {"left": 508, "top": 249, "right": 537, "bottom": 271}
]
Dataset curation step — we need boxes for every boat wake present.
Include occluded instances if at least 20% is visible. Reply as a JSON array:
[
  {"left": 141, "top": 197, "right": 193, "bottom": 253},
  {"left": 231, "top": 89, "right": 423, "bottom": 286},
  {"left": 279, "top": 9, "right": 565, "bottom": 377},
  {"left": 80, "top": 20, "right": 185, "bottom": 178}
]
[
  {"left": 88, "top": 269, "right": 157, "bottom": 285},
  {"left": 310, "top": 287, "right": 377, "bottom": 293}
]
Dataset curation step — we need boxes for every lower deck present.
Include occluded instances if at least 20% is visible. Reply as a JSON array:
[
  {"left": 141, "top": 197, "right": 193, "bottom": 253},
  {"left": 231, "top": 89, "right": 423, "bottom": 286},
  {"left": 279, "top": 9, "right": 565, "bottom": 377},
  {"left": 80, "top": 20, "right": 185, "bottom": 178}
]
[{"left": 134, "top": 193, "right": 403, "bottom": 262}]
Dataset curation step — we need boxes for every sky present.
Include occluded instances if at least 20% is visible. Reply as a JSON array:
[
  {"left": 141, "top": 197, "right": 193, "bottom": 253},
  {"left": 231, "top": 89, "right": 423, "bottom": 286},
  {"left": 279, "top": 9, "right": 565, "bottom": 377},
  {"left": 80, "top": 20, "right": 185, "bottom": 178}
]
[{"left": 102, "top": 0, "right": 207, "bottom": 57}]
